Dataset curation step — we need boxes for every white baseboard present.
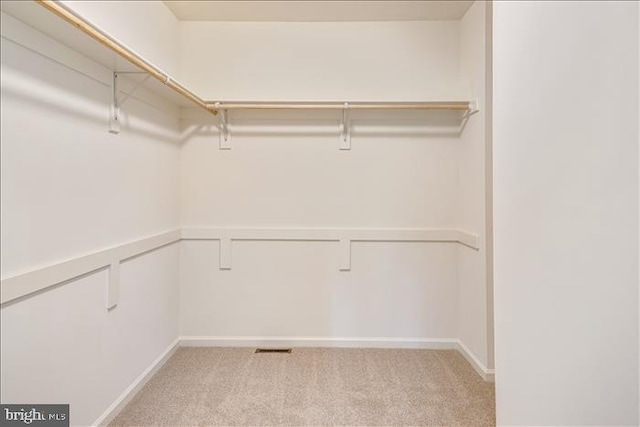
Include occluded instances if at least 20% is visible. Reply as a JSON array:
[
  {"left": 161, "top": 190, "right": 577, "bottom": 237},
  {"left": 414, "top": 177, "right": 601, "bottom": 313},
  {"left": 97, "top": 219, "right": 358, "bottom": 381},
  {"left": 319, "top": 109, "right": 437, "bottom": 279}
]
[
  {"left": 456, "top": 340, "right": 495, "bottom": 382},
  {"left": 92, "top": 338, "right": 180, "bottom": 427},
  {"left": 179, "top": 336, "right": 459, "bottom": 350}
]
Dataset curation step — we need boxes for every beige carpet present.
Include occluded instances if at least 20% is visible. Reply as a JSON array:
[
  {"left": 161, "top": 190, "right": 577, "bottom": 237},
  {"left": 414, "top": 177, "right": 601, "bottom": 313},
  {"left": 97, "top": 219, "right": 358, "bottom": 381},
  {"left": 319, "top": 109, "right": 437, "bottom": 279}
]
[{"left": 110, "top": 347, "right": 495, "bottom": 426}]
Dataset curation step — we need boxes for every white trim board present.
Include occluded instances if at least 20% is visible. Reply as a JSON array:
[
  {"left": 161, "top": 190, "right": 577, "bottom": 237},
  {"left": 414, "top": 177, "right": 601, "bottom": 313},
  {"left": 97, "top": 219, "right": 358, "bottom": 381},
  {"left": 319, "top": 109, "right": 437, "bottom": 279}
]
[
  {"left": 182, "top": 227, "right": 480, "bottom": 270},
  {"left": 0, "top": 230, "right": 181, "bottom": 306},
  {"left": 1, "top": 227, "right": 478, "bottom": 305},
  {"left": 179, "top": 336, "right": 494, "bottom": 382},
  {"left": 92, "top": 338, "right": 180, "bottom": 427}
]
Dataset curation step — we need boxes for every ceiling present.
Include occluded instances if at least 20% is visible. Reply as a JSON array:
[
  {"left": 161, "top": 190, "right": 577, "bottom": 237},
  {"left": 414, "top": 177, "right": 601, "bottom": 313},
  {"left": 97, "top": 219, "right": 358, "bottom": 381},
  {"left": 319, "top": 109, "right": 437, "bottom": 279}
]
[{"left": 163, "top": 1, "right": 474, "bottom": 22}]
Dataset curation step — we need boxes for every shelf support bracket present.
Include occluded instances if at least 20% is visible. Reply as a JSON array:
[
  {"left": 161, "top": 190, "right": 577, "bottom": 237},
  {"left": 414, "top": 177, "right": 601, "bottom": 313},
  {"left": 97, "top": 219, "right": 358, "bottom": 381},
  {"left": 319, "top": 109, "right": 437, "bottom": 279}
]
[
  {"left": 215, "top": 102, "right": 231, "bottom": 149},
  {"left": 340, "top": 102, "right": 351, "bottom": 150},
  {"left": 109, "top": 72, "right": 120, "bottom": 134},
  {"left": 109, "top": 71, "right": 149, "bottom": 134},
  {"left": 465, "top": 97, "right": 480, "bottom": 119}
]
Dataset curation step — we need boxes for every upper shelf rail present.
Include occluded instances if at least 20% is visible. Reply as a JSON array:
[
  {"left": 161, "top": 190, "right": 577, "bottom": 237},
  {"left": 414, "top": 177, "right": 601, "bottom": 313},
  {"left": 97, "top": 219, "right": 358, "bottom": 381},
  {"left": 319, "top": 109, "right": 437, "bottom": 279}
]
[
  {"left": 35, "top": 1, "right": 476, "bottom": 117},
  {"left": 36, "top": 0, "right": 217, "bottom": 116},
  {"left": 210, "top": 102, "right": 471, "bottom": 111}
]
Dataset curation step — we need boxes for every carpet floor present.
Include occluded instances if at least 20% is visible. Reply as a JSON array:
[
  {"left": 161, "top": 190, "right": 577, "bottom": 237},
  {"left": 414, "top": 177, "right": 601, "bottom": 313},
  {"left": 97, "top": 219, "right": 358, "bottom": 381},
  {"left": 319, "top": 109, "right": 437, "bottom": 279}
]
[{"left": 110, "top": 347, "right": 495, "bottom": 426}]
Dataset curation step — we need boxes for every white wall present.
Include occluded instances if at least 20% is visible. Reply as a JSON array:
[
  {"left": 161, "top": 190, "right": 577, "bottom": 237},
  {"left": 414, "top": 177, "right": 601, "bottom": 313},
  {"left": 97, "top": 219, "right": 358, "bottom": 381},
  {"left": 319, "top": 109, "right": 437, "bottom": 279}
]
[
  {"left": 178, "top": 20, "right": 466, "bottom": 101},
  {"left": 180, "top": 240, "right": 458, "bottom": 339},
  {"left": 0, "top": 33, "right": 180, "bottom": 276},
  {"left": 177, "top": 18, "right": 487, "bottom": 346},
  {"left": 457, "top": 1, "right": 491, "bottom": 370},
  {"left": 493, "top": 1, "right": 639, "bottom": 425},
  {"left": 180, "top": 110, "right": 460, "bottom": 228},
  {"left": 0, "top": 245, "right": 179, "bottom": 426},
  {"left": 0, "top": 12, "right": 181, "bottom": 426},
  {"left": 179, "top": 108, "right": 464, "bottom": 340}
]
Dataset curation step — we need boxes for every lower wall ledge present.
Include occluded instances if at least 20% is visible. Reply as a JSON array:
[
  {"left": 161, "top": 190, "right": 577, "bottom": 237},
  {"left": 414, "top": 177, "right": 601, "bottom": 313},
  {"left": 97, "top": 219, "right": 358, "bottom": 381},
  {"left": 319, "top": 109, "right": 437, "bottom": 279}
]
[{"left": 1, "top": 227, "right": 480, "bottom": 305}]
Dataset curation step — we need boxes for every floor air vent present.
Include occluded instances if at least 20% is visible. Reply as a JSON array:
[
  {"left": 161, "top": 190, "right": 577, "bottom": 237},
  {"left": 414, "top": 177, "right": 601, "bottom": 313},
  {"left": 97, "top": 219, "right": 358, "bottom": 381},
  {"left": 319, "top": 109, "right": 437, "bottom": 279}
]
[{"left": 254, "top": 348, "right": 292, "bottom": 354}]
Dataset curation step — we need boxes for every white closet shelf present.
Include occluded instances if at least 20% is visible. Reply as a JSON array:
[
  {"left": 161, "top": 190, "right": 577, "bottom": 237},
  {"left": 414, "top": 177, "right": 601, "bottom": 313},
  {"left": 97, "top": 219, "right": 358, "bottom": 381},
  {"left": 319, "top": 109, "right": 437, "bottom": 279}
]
[
  {"left": 34, "top": 0, "right": 216, "bottom": 115},
  {"left": 1, "top": 1, "right": 475, "bottom": 119},
  {"left": 0, "top": 0, "right": 216, "bottom": 113}
]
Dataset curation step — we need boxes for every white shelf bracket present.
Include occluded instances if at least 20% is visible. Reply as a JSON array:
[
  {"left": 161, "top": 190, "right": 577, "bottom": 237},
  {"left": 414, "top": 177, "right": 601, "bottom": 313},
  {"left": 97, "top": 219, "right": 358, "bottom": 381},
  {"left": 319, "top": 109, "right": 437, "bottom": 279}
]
[
  {"left": 216, "top": 102, "right": 231, "bottom": 149},
  {"left": 466, "top": 97, "right": 480, "bottom": 118},
  {"left": 109, "top": 72, "right": 121, "bottom": 134},
  {"left": 109, "top": 71, "right": 149, "bottom": 134},
  {"left": 340, "top": 102, "right": 351, "bottom": 150}
]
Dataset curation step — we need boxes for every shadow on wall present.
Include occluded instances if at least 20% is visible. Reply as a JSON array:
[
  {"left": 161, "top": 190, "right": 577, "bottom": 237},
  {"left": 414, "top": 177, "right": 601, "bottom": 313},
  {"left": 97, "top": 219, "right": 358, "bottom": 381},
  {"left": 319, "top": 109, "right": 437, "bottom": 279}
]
[
  {"left": 180, "top": 109, "right": 474, "bottom": 144},
  {"left": 1, "top": 40, "right": 180, "bottom": 145}
]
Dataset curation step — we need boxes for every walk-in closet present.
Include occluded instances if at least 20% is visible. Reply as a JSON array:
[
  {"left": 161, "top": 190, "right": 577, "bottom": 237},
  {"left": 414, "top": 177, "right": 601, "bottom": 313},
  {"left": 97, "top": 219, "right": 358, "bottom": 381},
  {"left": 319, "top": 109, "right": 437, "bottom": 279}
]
[{"left": 1, "top": 1, "right": 638, "bottom": 426}]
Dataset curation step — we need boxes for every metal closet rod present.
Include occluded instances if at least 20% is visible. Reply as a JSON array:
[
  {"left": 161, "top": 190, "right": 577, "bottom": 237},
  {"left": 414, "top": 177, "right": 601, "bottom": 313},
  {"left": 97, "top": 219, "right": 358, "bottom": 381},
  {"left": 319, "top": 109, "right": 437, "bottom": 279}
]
[
  {"left": 36, "top": 0, "right": 218, "bottom": 116},
  {"left": 37, "top": 1, "right": 472, "bottom": 115}
]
